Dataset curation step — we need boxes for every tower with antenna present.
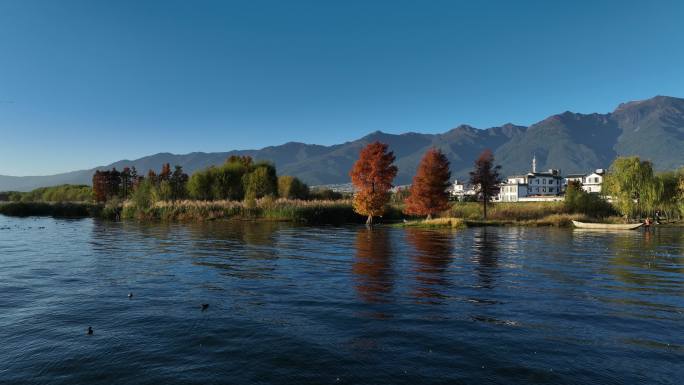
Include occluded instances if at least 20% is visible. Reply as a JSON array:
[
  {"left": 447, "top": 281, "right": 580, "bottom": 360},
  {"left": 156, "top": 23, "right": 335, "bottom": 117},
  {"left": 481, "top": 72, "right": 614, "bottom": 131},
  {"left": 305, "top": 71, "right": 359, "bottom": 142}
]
[{"left": 532, "top": 154, "right": 537, "bottom": 173}]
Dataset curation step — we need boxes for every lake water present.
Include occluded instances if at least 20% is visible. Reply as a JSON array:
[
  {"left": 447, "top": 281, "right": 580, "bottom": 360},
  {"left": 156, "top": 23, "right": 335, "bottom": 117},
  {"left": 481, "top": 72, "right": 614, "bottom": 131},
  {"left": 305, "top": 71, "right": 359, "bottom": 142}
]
[{"left": 1, "top": 215, "right": 683, "bottom": 385}]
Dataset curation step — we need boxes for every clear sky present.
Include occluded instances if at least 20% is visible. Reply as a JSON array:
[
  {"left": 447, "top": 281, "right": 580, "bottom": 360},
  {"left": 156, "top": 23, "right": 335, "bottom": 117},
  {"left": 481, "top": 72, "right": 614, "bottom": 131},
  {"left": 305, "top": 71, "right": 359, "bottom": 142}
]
[{"left": 1, "top": 0, "right": 683, "bottom": 175}]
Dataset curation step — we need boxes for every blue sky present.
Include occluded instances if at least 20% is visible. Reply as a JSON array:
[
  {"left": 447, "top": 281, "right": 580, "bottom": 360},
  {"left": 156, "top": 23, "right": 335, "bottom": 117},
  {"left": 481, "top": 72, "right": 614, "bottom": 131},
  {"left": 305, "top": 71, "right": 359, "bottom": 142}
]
[{"left": 1, "top": 0, "right": 683, "bottom": 175}]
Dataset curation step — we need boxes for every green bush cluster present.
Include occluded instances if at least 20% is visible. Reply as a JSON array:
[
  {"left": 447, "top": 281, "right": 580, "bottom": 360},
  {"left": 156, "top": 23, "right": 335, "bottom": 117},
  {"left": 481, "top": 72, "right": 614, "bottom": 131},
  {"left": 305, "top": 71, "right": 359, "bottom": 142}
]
[
  {"left": 2, "top": 185, "right": 93, "bottom": 203},
  {"left": 564, "top": 181, "right": 616, "bottom": 218},
  {"left": 187, "top": 157, "right": 280, "bottom": 201},
  {"left": 277, "top": 176, "right": 310, "bottom": 199}
]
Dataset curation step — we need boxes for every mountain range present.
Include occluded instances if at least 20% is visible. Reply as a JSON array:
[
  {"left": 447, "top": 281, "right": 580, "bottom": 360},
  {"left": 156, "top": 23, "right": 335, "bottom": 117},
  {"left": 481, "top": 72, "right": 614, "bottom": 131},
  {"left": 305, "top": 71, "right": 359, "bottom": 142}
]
[{"left": 2, "top": 95, "right": 684, "bottom": 192}]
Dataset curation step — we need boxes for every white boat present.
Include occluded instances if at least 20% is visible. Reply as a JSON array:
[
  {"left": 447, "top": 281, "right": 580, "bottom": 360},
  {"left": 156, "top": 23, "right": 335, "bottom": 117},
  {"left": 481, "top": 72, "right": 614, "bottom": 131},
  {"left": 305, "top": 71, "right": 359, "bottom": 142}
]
[{"left": 572, "top": 220, "right": 643, "bottom": 230}]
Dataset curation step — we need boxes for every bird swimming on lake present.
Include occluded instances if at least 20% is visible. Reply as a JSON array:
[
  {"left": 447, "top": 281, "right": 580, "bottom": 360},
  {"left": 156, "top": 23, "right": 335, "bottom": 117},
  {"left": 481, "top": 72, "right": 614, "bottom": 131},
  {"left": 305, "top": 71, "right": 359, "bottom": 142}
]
[
  {"left": 201, "top": 304, "right": 209, "bottom": 311},
  {"left": 128, "top": 292, "right": 133, "bottom": 299},
  {"left": 87, "top": 326, "right": 93, "bottom": 335}
]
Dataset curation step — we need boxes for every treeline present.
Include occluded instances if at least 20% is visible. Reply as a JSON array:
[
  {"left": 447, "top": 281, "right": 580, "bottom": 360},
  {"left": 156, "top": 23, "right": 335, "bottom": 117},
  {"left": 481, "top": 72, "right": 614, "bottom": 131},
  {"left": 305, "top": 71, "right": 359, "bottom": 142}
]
[
  {"left": 93, "top": 164, "right": 189, "bottom": 202},
  {"left": 0, "top": 185, "right": 93, "bottom": 203},
  {"left": 184, "top": 155, "right": 340, "bottom": 201},
  {"left": 349, "top": 142, "right": 684, "bottom": 223},
  {"left": 98, "top": 156, "right": 344, "bottom": 217},
  {"left": 6, "top": 142, "right": 682, "bottom": 225}
]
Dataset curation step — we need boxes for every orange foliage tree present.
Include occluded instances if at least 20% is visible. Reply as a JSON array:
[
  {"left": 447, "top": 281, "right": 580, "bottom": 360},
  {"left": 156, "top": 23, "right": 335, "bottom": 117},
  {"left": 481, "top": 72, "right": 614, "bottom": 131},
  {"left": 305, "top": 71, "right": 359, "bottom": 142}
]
[
  {"left": 349, "top": 142, "right": 398, "bottom": 225},
  {"left": 404, "top": 148, "right": 452, "bottom": 219}
]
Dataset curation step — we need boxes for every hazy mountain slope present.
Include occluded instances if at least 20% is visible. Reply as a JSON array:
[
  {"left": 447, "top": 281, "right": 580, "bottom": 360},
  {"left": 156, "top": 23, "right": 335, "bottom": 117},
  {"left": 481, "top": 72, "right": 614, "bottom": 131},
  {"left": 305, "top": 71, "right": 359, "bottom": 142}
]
[
  {"left": 495, "top": 112, "right": 621, "bottom": 175},
  {"left": 611, "top": 95, "right": 684, "bottom": 170},
  {"left": 431, "top": 124, "right": 526, "bottom": 183},
  {"left": 1, "top": 95, "right": 683, "bottom": 191}
]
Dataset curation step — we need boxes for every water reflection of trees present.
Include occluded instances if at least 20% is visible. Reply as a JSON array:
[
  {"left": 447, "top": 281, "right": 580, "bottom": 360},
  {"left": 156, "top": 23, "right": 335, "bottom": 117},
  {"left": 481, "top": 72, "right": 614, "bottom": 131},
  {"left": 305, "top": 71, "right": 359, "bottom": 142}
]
[
  {"left": 353, "top": 227, "right": 395, "bottom": 304},
  {"left": 191, "top": 220, "right": 281, "bottom": 246},
  {"left": 187, "top": 221, "right": 282, "bottom": 279},
  {"left": 406, "top": 228, "right": 454, "bottom": 302},
  {"left": 471, "top": 227, "right": 500, "bottom": 289}
]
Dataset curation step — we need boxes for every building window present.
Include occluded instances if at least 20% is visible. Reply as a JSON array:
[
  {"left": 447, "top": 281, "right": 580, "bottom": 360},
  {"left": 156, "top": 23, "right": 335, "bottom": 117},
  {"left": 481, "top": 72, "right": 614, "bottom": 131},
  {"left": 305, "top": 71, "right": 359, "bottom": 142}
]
[{"left": 549, "top": 187, "right": 554, "bottom": 193}]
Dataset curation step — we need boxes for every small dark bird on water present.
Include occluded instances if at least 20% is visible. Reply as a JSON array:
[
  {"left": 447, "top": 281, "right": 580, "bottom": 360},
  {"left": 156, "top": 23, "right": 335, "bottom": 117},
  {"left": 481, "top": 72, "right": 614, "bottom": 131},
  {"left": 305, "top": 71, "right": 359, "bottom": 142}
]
[
  {"left": 201, "top": 304, "right": 209, "bottom": 311},
  {"left": 128, "top": 292, "right": 133, "bottom": 299},
  {"left": 87, "top": 326, "right": 93, "bottom": 335}
]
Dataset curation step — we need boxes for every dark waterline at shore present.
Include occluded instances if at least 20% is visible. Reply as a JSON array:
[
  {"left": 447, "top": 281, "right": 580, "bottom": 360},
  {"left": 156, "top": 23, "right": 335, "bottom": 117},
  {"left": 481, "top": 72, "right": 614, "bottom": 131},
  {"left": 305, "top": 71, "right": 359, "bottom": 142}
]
[{"left": 0, "top": 216, "right": 682, "bottom": 384}]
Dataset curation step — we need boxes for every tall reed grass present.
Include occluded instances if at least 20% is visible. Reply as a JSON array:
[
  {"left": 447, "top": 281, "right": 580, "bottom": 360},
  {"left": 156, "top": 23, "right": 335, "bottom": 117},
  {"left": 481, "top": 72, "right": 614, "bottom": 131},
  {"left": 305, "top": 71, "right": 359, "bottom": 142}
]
[
  {"left": 122, "top": 198, "right": 380, "bottom": 224},
  {"left": 450, "top": 202, "right": 569, "bottom": 221}
]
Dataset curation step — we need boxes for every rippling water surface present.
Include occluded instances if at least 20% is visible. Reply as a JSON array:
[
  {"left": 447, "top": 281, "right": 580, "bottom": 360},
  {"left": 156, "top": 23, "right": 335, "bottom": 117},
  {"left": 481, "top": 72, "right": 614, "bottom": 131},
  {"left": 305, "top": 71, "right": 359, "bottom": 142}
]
[{"left": 1, "top": 216, "right": 683, "bottom": 384}]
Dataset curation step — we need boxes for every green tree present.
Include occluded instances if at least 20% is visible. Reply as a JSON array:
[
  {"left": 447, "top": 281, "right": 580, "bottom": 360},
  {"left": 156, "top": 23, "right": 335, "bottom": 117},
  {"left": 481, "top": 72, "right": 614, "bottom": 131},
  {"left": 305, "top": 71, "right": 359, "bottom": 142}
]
[
  {"left": 213, "top": 162, "right": 247, "bottom": 200},
  {"left": 603, "top": 157, "right": 657, "bottom": 219},
  {"left": 243, "top": 163, "right": 278, "bottom": 199},
  {"left": 188, "top": 168, "right": 216, "bottom": 200},
  {"left": 121, "top": 167, "right": 132, "bottom": 199},
  {"left": 278, "top": 176, "right": 309, "bottom": 199},
  {"left": 153, "top": 180, "right": 173, "bottom": 202},
  {"left": 564, "top": 180, "right": 615, "bottom": 217},
  {"left": 130, "top": 178, "right": 155, "bottom": 212},
  {"left": 654, "top": 169, "right": 684, "bottom": 219},
  {"left": 169, "top": 165, "right": 189, "bottom": 201}
]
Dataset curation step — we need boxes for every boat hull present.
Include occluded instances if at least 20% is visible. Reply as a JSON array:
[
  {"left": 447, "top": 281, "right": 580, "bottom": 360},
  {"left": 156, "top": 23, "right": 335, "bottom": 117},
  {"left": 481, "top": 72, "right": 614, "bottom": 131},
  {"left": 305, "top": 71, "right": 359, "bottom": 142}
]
[{"left": 572, "top": 220, "right": 643, "bottom": 230}]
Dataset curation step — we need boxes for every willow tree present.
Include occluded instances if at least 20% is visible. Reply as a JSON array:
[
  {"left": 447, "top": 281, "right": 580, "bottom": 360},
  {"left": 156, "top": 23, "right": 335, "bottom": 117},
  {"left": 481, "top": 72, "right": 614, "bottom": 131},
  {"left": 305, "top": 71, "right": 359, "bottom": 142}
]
[
  {"left": 603, "top": 157, "right": 656, "bottom": 219},
  {"left": 653, "top": 168, "right": 684, "bottom": 220},
  {"left": 404, "top": 148, "right": 452, "bottom": 219},
  {"left": 350, "top": 142, "right": 398, "bottom": 225}
]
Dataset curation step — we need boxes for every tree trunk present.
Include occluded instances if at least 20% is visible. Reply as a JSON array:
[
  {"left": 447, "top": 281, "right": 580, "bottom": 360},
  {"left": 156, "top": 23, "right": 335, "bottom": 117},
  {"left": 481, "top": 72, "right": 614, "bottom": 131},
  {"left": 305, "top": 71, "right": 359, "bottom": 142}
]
[
  {"left": 366, "top": 215, "right": 373, "bottom": 226},
  {"left": 483, "top": 199, "right": 488, "bottom": 220}
]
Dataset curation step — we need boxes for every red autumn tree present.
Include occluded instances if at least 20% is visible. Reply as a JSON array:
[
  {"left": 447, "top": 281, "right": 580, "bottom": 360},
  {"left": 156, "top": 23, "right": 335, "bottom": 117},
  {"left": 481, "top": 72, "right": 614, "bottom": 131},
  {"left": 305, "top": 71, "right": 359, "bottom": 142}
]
[
  {"left": 159, "top": 163, "right": 172, "bottom": 182},
  {"left": 92, "top": 170, "right": 107, "bottom": 202},
  {"left": 469, "top": 149, "right": 502, "bottom": 219},
  {"left": 404, "top": 148, "right": 452, "bottom": 219},
  {"left": 350, "top": 141, "right": 398, "bottom": 225}
]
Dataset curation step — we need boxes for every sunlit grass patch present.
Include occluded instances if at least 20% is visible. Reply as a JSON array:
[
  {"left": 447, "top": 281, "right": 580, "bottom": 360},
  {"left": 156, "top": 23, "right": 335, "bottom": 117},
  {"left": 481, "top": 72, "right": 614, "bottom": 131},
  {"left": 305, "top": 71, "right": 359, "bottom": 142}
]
[{"left": 397, "top": 217, "right": 465, "bottom": 229}]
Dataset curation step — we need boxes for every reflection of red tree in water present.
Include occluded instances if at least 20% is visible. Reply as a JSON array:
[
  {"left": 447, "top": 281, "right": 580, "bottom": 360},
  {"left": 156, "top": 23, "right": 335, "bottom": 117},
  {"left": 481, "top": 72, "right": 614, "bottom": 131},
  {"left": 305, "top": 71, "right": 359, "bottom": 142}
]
[
  {"left": 406, "top": 229, "right": 454, "bottom": 301},
  {"left": 353, "top": 228, "right": 394, "bottom": 303}
]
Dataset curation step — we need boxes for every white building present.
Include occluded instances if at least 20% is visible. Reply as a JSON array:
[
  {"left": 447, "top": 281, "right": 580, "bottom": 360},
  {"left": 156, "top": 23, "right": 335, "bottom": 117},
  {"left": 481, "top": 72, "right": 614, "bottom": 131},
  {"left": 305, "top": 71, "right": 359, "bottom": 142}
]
[
  {"left": 497, "top": 156, "right": 564, "bottom": 202},
  {"left": 563, "top": 169, "right": 605, "bottom": 194},
  {"left": 583, "top": 169, "right": 605, "bottom": 193},
  {"left": 565, "top": 173, "right": 585, "bottom": 186},
  {"left": 450, "top": 179, "right": 476, "bottom": 201}
]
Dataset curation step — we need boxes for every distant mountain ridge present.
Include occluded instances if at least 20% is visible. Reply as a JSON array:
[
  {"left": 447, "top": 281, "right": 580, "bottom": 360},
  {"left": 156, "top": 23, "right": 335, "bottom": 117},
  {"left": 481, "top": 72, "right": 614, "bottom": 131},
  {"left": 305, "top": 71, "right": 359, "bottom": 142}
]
[{"left": 2, "top": 95, "right": 684, "bottom": 191}]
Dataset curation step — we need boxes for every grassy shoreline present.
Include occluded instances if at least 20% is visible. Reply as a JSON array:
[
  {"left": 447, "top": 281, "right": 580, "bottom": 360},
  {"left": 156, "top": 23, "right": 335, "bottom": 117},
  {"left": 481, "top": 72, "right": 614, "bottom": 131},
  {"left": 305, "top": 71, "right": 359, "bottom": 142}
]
[{"left": 2, "top": 200, "right": 680, "bottom": 228}]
